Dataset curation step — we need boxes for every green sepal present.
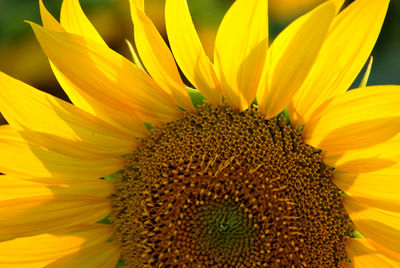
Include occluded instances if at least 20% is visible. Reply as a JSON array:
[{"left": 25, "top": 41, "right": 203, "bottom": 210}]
[
  {"left": 144, "top": 122, "right": 153, "bottom": 131},
  {"left": 104, "top": 170, "right": 123, "bottom": 182},
  {"left": 251, "top": 97, "right": 258, "bottom": 106},
  {"left": 278, "top": 106, "right": 290, "bottom": 122},
  {"left": 97, "top": 214, "right": 112, "bottom": 225},
  {"left": 105, "top": 236, "right": 115, "bottom": 243},
  {"left": 347, "top": 230, "right": 364, "bottom": 239},
  {"left": 115, "top": 259, "right": 128, "bottom": 268},
  {"left": 187, "top": 86, "right": 205, "bottom": 108}
]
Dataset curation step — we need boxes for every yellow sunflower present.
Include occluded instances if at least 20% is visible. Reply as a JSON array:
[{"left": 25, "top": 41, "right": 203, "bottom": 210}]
[{"left": 0, "top": 0, "right": 398, "bottom": 266}]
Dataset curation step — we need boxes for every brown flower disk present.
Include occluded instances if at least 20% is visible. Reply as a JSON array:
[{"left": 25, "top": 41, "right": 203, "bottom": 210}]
[{"left": 112, "top": 103, "right": 353, "bottom": 267}]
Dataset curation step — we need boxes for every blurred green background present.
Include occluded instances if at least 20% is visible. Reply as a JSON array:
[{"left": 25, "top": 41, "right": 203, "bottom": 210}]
[{"left": 0, "top": 0, "right": 398, "bottom": 124}]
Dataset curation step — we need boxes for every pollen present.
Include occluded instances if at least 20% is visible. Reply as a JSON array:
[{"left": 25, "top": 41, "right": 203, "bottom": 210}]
[{"left": 111, "top": 103, "right": 353, "bottom": 267}]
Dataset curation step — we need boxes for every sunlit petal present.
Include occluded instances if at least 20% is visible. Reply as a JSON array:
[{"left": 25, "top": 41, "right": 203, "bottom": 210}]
[
  {"left": 129, "top": 1, "right": 195, "bottom": 112},
  {"left": 29, "top": 22, "right": 182, "bottom": 125},
  {"left": 257, "top": 0, "right": 339, "bottom": 118},
  {"left": 290, "top": 0, "right": 390, "bottom": 126},
  {"left": 214, "top": 0, "right": 268, "bottom": 110},
  {"left": 165, "top": 0, "right": 222, "bottom": 104}
]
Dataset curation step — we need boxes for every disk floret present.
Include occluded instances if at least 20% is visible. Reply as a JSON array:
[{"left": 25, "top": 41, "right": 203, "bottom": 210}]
[{"left": 112, "top": 104, "right": 352, "bottom": 267}]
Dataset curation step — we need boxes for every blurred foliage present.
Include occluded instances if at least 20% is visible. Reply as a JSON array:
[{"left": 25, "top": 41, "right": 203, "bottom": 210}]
[
  {"left": 269, "top": 0, "right": 325, "bottom": 21},
  {"left": 0, "top": 0, "right": 113, "bottom": 45},
  {"left": 369, "top": 0, "right": 400, "bottom": 85}
]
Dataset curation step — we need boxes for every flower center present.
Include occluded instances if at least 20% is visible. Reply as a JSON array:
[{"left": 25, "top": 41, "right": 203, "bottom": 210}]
[{"left": 111, "top": 104, "right": 353, "bottom": 267}]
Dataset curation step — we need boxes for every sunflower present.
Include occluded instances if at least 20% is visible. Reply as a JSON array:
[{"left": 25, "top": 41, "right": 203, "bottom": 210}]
[{"left": 0, "top": 0, "right": 398, "bottom": 266}]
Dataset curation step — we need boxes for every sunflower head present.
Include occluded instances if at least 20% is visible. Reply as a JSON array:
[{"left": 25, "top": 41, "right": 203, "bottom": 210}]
[
  {"left": 0, "top": 0, "right": 398, "bottom": 267},
  {"left": 112, "top": 103, "right": 353, "bottom": 266}
]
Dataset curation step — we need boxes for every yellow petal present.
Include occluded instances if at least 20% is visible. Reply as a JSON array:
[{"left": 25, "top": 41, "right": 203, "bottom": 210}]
[
  {"left": 165, "top": 0, "right": 222, "bottom": 105},
  {"left": 39, "top": 2, "right": 99, "bottom": 119},
  {"left": 130, "top": 1, "right": 195, "bottom": 112},
  {"left": 39, "top": 0, "right": 92, "bottom": 115},
  {"left": 319, "top": 131, "right": 400, "bottom": 193},
  {"left": 310, "top": 87, "right": 400, "bottom": 211},
  {"left": 0, "top": 72, "right": 138, "bottom": 157},
  {"left": 125, "top": 39, "right": 146, "bottom": 71},
  {"left": 312, "top": 100, "right": 400, "bottom": 177},
  {"left": 257, "top": 0, "right": 338, "bottom": 119},
  {"left": 0, "top": 224, "right": 113, "bottom": 267},
  {"left": 344, "top": 196, "right": 400, "bottom": 256},
  {"left": 0, "top": 175, "right": 114, "bottom": 202},
  {"left": 39, "top": 0, "right": 64, "bottom": 32},
  {"left": 326, "top": 127, "right": 400, "bottom": 182},
  {"left": 214, "top": 0, "right": 268, "bottom": 111},
  {"left": 348, "top": 195, "right": 400, "bottom": 214},
  {"left": 290, "top": 0, "right": 389, "bottom": 127},
  {"left": 347, "top": 238, "right": 400, "bottom": 267},
  {"left": 0, "top": 126, "right": 125, "bottom": 183},
  {"left": 39, "top": 2, "right": 148, "bottom": 136},
  {"left": 0, "top": 196, "right": 112, "bottom": 241},
  {"left": 46, "top": 242, "right": 120, "bottom": 268},
  {"left": 29, "top": 22, "right": 182, "bottom": 125},
  {"left": 60, "top": 0, "right": 107, "bottom": 46},
  {"left": 333, "top": 164, "right": 400, "bottom": 212},
  {"left": 132, "top": 0, "right": 144, "bottom": 11},
  {"left": 0, "top": 175, "right": 53, "bottom": 202},
  {"left": 51, "top": 65, "right": 149, "bottom": 138},
  {"left": 367, "top": 240, "right": 400, "bottom": 263},
  {"left": 359, "top": 56, "right": 374, "bottom": 88},
  {"left": 304, "top": 86, "right": 400, "bottom": 156}
]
